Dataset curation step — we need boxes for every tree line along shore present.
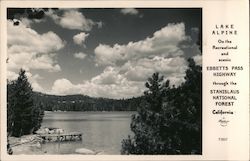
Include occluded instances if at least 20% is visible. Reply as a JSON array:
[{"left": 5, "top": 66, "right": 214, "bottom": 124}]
[{"left": 33, "top": 92, "right": 143, "bottom": 112}]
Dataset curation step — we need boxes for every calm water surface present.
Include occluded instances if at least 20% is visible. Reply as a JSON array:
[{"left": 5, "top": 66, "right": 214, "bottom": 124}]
[{"left": 41, "top": 111, "right": 135, "bottom": 154}]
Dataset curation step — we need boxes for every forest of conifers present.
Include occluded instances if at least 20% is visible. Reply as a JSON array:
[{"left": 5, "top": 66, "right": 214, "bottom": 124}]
[{"left": 33, "top": 92, "right": 143, "bottom": 111}]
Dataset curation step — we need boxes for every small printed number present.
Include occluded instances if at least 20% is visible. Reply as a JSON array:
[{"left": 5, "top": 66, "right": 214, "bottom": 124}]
[{"left": 219, "top": 137, "right": 228, "bottom": 141}]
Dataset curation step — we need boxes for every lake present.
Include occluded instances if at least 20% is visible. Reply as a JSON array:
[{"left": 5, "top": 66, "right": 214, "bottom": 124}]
[{"left": 41, "top": 111, "right": 135, "bottom": 154}]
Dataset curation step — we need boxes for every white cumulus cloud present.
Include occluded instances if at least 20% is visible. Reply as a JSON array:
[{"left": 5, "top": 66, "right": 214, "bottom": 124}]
[
  {"left": 193, "top": 54, "right": 202, "bottom": 66},
  {"left": 120, "top": 8, "right": 139, "bottom": 15},
  {"left": 50, "top": 76, "right": 143, "bottom": 99},
  {"left": 46, "top": 9, "right": 101, "bottom": 31},
  {"left": 8, "top": 21, "right": 65, "bottom": 54},
  {"left": 91, "top": 66, "right": 122, "bottom": 85},
  {"left": 94, "top": 22, "right": 188, "bottom": 66},
  {"left": 74, "top": 52, "right": 87, "bottom": 60},
  {"left": 7, "top": 20, "right": 64, "bottom": 73},
  {"left": 51, "top": 78, "right": 82, "bottom": 95},
  {"left": 73, "top": 32, "right": 89, "bottom": 45},
  {"left": 7, "top": 71, "right": 19, "bottom": 81},
  {"left": 122, "top": 56, "right": 187, "bottom": 85}
]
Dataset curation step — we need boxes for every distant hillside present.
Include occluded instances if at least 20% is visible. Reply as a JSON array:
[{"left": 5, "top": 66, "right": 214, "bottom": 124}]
[{"left": 33, "top": 92, "right": 143, "bottom": 111}]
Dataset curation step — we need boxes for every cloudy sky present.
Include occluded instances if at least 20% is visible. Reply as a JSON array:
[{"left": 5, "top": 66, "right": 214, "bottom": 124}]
[{"left": 7, "top": 8, "right": 201, "bottom": 99}]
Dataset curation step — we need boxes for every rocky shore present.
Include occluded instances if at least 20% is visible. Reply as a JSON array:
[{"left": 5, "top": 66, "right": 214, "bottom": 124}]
[{"left": 8, "top": 134, "right": 45, "bottom": 154}]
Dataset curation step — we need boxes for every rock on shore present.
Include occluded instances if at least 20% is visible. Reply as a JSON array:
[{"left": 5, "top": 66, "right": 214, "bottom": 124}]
[{"left": 75, "top": 148, "right": 96, "bottom": 155}]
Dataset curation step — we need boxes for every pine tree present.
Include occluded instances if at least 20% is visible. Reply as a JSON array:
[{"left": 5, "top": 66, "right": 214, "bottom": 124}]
[
  {"left": 121, "top": 72, "right": 171, "bottom": 154},
  {"left": 7, "top": 69, "right": 44, "bottom": 137},
  {"left": 176, "top": 58, "right": 202, "bottom": 154}
]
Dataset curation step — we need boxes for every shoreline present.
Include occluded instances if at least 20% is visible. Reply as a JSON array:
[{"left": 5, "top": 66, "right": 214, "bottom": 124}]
[
  {"left": 8, "top": 128, "right": 101, "bottom": 155},
  {"left": 9, "top": 134, "right": 46, "bottom": 155}
]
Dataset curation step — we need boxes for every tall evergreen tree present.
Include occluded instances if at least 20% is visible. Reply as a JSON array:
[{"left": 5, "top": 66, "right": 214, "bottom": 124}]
[
  {"left": 121, "top": 72, "right": 171, "bottom": 154},
  {"left": 12, "top": 69, "right": 34, "bottom": 136},
  {"left": 175, "top": 58, "right": 202, "bottom": 154},
  {"left": 7, "top": 69, "right": 44, "bottom": 137}
]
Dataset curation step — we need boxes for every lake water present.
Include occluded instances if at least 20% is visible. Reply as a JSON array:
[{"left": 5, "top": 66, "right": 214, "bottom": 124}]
[{"left": 41, "top": 111, "right": 135, "bottom": 155}]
